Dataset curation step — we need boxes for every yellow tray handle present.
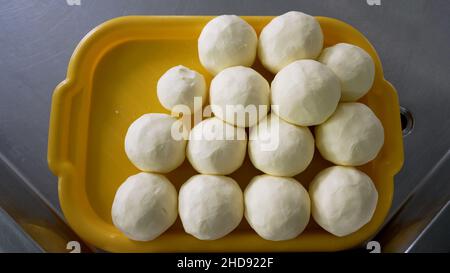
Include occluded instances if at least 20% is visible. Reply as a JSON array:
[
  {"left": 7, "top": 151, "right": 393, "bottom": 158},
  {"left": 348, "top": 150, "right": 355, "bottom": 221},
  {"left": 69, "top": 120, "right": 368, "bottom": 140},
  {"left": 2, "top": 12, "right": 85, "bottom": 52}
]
[{"left": 47, "top": 80, "right": 79, "bottom": 175}]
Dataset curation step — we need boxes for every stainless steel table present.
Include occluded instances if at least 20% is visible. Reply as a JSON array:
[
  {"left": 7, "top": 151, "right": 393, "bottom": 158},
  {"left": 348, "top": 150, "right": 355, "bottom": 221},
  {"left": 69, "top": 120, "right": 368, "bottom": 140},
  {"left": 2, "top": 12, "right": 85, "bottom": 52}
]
[{"left": 0, "top": 0, "right": 449, "bottom": 252}]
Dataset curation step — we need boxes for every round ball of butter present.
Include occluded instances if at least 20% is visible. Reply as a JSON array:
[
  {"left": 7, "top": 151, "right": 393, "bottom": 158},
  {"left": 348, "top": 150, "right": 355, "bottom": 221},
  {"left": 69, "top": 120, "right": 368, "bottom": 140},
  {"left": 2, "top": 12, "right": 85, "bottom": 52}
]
[
  {"left": 315, "top": 103, "right": 384, "bottom": 166},
  {"left": 111, "top": 172, "right": 177, "bottom": 241},
  {"left": 309, "top": 166, "right": 378, "bottom": 237},
  {"left": 319, "top": 43, "right": 375, "bottom": 101},
  {"left": 258, "top": 11, "right": 323, "bottom": 73},
  {"left": 271, "top": 60, "right": 341, "bottom": 126},
  {"left": 179, "top": 175, "right": 244, "bottom": 240},
  {"left": 187, "top": 117, "right": 247, "bottom": 175},
  {"left": 198, "top": 15, "right": 257, "bottom": 75},
  {"left": 157, "top": 65, "right": 206, "bottom": 114},
  {"left": 210, "top": 66, "right": 270, "bottom": 127},
  {"left": 249, "top": 114, "right": 314, "bottom": 177},
  {"left": 245, "top": 175, "right": 310, "bottom": 241},
  {"left": 125, "top": 113, "right": 186, "bottom": 173}
]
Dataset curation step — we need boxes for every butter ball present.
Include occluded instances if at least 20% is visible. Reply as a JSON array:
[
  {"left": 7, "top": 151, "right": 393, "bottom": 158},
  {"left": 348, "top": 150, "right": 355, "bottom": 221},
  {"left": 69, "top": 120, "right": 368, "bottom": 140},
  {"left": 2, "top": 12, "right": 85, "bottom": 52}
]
[
  {"left": 111, "top": 172, "right": 177, "bottom": 241},
  {"left": 244, "top": 175, "right": 310, "bottom": 241},
  {"left": 258, "top": 11, "right": 323, "bottom": 73},
  {"left": 179, "top": 175, "right": 244, "bottom": 240},
  {"left": 125, "top": 113, "right": 186, "bottom": 173},
  {"left": 271, "top": 60, "right": 341, "bottom": 126},
  {"left": 319, "top": 43, "right": 375, "bottom": 101},
  {"left": 198, "top": 15, "right": 257, "bottom": 75},
  {"left": 315, "top": 103, "right": 384, "bottom": 166},
  {"left": 210, "top": 66, "right": 270, "bottom": 127},
  {"left": 187, "top": 117, "right": 247, "bottom": 175},
  {"left": 309, "top": 166, "right": 378, "bottom": 237},
  {"left": 248, "top": 114, "right": 314, "bottom": 177},
  {"left": 157, "top": 65, "right": 206, "bottom": 114}
]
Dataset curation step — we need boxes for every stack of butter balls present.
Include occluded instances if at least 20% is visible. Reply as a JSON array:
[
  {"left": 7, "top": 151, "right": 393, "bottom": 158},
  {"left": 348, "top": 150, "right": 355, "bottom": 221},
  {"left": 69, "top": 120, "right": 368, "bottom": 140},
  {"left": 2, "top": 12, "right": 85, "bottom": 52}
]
[{"left": 112, "top": 11, "right": 384, "bottom": 242}]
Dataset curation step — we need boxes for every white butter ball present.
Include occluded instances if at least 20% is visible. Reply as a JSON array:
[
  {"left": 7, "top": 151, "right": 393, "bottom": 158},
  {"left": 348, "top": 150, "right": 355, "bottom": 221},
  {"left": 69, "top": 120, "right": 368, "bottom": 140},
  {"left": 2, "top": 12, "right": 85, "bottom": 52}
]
[
  {"left": 125, "top": 113, "right": 186, "bottom": 173},
  {"left": 319, "top": 43, "right": 375, "bottom": 101},
  {"left": 198, "top": 15, "right": 257, "bottom": 75},
  {"left": 157, "top": 65, "right": 206, "bottom": 113},
  {"left": 179, "top": 175, "right": 244, "bottom": 240},
  {"left": 315, "top": 103, "right": 384, "bottom": 166},
  {"left": 271, "top": 60, "right": 341, "bottom": 126},
  {"left": 210, "top": 66, "right": 270, "bottom": 127},
  {"left": 111, "top": 172, "right": 177, "bottom": 241},
  {"left": 245, "top": 175, "right": 310, "bottom": 241},
  {"left": 309, "top": 166, "right": 378, "bottom": 237},
  {"left": 187, "top": 117, "right": 247, "bottom": 175},
  {"left": 258, "top": 11, "right": 324, "bottom": 73},
  {"left": 248, "top": 114, "right": 314, "bottom": 177}
]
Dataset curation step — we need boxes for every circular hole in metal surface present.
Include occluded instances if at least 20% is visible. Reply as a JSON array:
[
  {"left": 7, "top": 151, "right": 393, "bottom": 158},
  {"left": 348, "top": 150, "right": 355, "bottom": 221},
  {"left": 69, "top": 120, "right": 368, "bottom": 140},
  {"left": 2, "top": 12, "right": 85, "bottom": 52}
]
[{"left": 400, "top": 106, "right": 414, "bottom": 136}]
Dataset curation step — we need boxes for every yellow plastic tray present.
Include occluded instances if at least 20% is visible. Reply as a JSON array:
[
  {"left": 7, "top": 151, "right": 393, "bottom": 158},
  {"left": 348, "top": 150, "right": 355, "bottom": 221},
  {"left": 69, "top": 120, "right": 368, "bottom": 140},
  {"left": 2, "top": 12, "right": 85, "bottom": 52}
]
[{"left": 48, "top": 16, "right": 404, "bottom": 252}]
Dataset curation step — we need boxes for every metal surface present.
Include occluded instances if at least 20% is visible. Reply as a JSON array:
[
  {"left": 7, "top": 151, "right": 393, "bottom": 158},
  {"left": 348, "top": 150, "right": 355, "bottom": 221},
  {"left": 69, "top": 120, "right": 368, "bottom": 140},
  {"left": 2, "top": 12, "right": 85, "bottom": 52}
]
[
  {"left": 0, "top": 207, "right": 43, "bottom": 253},
  {"left": 407, "top": 201, "right": 450, "bottom": 253},
  {"left": 376, "top": 150, "right": 450, "bottom": 252},
  {"left": 0, "top": 0, "right": 449, "bottom": 252},
  {"left": 0, "top": 153, "right": 91, "bottom": 252}
]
